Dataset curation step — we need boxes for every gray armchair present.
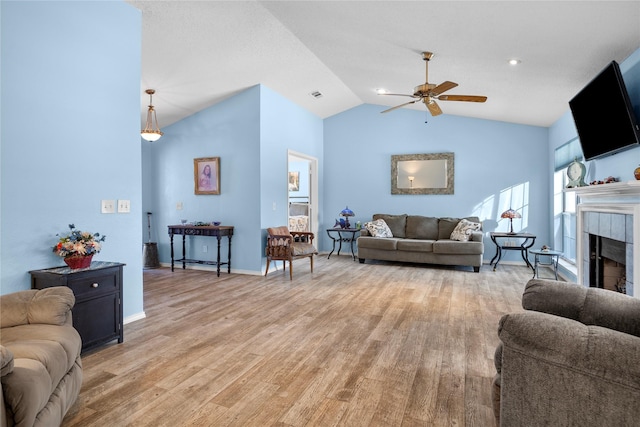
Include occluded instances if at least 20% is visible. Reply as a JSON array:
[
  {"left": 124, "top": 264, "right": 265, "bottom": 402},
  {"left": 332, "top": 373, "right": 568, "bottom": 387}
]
[{"left": 493, "top": 278, "right": 640, "bottom": 426}]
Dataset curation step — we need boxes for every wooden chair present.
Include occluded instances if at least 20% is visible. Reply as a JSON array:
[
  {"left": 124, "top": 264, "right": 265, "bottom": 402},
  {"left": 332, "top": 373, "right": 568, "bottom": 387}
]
[{"left": 265, "top": 226, "right": 317, "bottom": 280}]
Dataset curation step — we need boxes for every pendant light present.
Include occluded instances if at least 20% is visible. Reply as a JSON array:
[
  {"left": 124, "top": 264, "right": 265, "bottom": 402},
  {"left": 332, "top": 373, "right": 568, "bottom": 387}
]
[{"left": 141, "top": 89, "right": 163, "bottom": 142}]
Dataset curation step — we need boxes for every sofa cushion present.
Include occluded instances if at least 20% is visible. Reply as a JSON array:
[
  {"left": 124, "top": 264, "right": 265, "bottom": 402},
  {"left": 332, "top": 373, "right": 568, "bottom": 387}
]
[
  {"left": 396, "top": 239, "right": 434, "bottom": 252},
  {"left": 450, "top": 218, "right": 482, "bottom": 241},
  {"left": 438, "top": 216, "right": 480, "bottom": 240},
  {"left": 364, "top": 219, "right": 393, "bottom": 238},
  {"left": 405, "top": 216, "right": 439, "bottom": 240},
  {"left": 433, "top": 239, "right": 484, "bottom": 255},
  {"left": 372, "top": 214, "right": 407, "bottom": 238},
  {"left": 357, "top": 236, "right": 399, "bottom": 250}
]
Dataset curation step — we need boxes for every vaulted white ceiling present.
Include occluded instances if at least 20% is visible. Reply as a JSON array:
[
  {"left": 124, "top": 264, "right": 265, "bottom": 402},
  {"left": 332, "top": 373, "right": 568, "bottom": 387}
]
[{"left": 128, "top": 1, "right": 640, "bottom": 129}]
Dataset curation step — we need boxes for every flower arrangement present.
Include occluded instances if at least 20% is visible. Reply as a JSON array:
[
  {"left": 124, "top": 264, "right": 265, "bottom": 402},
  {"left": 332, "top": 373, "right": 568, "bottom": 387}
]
[{"left": 53, "top": 224, "right": 106, "bottom": 258}]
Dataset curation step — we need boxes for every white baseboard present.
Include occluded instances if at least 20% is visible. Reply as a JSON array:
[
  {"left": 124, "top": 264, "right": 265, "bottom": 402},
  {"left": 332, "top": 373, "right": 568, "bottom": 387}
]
[
  {"left": 124, "top": 311, "right": 146, "bottom": 325},
  {"left": 156, "top": 262, "right": 262, "bottom": 276}
]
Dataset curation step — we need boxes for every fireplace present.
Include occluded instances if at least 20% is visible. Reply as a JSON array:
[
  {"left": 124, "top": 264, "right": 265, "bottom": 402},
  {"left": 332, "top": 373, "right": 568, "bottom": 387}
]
[
  {"left": 589, "top": 234, "right": 627, "bottom": 293},
  {"left": 571, "top": 181, "right": 640, "bottom": 298}
]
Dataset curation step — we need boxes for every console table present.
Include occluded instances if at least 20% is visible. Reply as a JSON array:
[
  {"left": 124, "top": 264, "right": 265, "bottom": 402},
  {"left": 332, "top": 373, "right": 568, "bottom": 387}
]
[
  {"left": 30, "top": 261, "right": 124, "bottom": 353},
  {"left": 489, "top": 232, "right": 536, "bottom": 271},
  {"left": 168, "top": 225, "right": 234, "bottom": 276},
  {"left": 326, "top": 228, "right": 360, "bottom": 261}
]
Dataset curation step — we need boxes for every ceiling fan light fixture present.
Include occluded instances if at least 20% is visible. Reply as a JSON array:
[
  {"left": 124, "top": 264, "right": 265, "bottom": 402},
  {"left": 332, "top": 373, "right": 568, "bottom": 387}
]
[
  {"left": 141, "top": 89, "right": 163, "bottom": 142},
  {"left": 508, "top": 58, "right": 521, "bottom": 66},
  {"left": 376, "top": 88, "right": 388, "bottom": 94}
]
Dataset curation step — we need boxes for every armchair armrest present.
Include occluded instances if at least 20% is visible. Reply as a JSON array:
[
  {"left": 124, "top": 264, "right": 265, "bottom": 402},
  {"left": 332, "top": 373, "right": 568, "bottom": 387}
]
[
  {"left": 523, "top": 279, "right": 640, "bottom": 337},
  {"left": 0, "top": 287, "right": 75, "bottom": 328},
  {"left": 0, "top": 345, "right": 14, "bottom": 377}
]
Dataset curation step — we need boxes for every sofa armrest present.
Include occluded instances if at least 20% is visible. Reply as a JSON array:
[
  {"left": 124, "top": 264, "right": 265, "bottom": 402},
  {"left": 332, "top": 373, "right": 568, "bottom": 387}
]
[
  {"left": 470, "top": 231, "right": 483, "bottom": 242},
  {"left": 0, "top": 287, "right": 75, "bottom": 328},
  {"left": 498, "top": 310, "right": 640, "bottom": 425},
  {"left": 523, "top": 279, "right": 640, "bottom": 337},
  {"left": 359, "top": 228, "right": 371, "bottom": 237}
]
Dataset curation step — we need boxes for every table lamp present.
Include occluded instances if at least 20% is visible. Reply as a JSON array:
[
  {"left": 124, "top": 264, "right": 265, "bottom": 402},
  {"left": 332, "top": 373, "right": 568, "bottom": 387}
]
[
  {"left": 501, "top": 208, "right": 521, "bottom": 234},
  {"left": 340, "top": 206, "right": 355, "bottom": 228}
]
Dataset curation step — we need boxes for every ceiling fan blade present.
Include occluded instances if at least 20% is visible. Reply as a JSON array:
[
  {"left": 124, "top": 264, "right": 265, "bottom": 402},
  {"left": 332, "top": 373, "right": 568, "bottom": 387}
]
[
  {"left": 431, "top": 81, "right": 458, "bottom": 96},
  {"left": 378, "top": 93, "right": 420, "bottom": 98},
  {"left": 380, "top": 99, "right": 421, "bottom": 114},
  {"left": 426, "top": 100, "right": 443, "bottom": 116},
  {"left": 437, "top": 94, "right": 487, "bottom": 103}
]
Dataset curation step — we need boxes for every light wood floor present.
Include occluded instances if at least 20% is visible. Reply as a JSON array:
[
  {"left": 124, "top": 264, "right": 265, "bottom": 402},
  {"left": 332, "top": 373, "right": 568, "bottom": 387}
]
[{"left": 62, "top": 256, "right": 533, "bottom": 427}]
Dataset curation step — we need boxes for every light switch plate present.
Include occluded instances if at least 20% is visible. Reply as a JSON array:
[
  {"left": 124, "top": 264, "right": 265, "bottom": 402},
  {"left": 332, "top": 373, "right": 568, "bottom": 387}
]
[
  {"left": 117, "top": 199, "right": 130, "bottom": 213},
  {"left": 101, "top": 200, "right": 115, "bottom": 214}
]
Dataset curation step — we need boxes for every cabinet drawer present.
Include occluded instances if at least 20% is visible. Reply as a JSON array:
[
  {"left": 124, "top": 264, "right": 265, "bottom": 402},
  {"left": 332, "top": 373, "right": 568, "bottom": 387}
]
[{"left": 68, "top": 271, "right": 118, "bottom": 298}]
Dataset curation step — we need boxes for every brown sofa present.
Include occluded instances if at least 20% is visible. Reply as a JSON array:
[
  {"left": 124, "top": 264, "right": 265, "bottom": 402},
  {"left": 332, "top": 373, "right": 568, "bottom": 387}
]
[
  {"left": 493, "top": 279, "right": 640, "bottom": 426},
  {"left": 1, "top": 287, "right": 82, "bottom": 427},
  {"left": 357, "top": 214, "right": 484, "bottom": 272}
]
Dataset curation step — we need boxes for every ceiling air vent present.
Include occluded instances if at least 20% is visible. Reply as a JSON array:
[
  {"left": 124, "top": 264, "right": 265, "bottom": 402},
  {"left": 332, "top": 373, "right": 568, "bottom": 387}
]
[{"left": 310, "top": 91, "right": 323, "bottom": 99}]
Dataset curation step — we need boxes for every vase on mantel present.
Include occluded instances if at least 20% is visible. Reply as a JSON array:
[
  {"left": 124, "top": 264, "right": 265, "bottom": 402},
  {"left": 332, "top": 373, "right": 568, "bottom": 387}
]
[{"left": 64, "top": 254, "right": 93, "bottom": 270}]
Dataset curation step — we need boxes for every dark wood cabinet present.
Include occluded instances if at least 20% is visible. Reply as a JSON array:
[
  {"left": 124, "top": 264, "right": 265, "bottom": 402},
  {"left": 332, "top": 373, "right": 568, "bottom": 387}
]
[{"left": 29, "top": 261, "right": 124, "bottom": 353}]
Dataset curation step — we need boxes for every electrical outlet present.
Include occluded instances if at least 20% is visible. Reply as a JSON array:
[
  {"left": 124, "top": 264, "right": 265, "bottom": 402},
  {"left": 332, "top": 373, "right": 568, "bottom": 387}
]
[
  {"left": 272, "top": 202, "right": 276, "bottom": 211},
  {"left": 101, "top": 200, "right": 115, "bottom": 214},
  {"left": 203, "top": 245, "right": 208, "bottom": 253},
  {"left": 117, "top": 199, "right": 130, "bottom": 213},
  {"left": 176, "top": 202, "right": 183, "bottom": 210}
]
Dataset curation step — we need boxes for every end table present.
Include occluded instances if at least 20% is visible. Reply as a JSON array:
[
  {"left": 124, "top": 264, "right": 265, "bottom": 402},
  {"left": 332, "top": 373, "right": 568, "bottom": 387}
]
[{"left": 326, "top": 228, "right": 360, "bottom": 261}]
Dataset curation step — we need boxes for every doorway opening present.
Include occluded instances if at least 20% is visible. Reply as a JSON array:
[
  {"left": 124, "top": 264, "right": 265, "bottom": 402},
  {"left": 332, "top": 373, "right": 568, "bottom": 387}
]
[{"left": 287, "top": 150, "right": 319, "bottom": 246}]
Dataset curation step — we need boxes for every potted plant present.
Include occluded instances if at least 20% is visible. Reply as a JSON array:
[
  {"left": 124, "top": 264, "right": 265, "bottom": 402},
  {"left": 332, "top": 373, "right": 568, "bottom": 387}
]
[{"left": 53, "top": 224, "right": 106, "bottom": 269}]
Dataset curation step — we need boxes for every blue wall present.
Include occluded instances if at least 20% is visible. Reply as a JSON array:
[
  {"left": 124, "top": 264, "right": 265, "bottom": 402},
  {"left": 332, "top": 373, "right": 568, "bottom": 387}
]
[
  {"left": 143, "top": 85, "right": 324, "bottom": 274},
  {"left": 323, "top": 104, "right": 549, "bottom": 262},
  {"left": 0, "top": 1, "right": 145, "bottom": 320}
]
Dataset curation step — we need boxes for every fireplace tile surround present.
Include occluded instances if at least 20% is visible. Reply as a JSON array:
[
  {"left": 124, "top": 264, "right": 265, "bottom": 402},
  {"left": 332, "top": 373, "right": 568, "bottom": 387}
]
[{"left": 571, "top": 181, "right": 640, "bottom": 298}]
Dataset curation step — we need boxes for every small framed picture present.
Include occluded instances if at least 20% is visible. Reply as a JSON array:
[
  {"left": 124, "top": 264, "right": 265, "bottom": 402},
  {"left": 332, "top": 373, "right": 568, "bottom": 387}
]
[
  {"left": 194, "top": 157, "right": 220, "bottom": 195},
  {"left": 288, "top": 171, "right": 300, "bottom": 192}
]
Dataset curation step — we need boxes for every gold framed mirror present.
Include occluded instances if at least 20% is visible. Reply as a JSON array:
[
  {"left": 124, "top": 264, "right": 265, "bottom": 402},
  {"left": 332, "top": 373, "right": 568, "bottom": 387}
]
[{"left": 391, "top": 152, "right": 454, "bottom": 195}]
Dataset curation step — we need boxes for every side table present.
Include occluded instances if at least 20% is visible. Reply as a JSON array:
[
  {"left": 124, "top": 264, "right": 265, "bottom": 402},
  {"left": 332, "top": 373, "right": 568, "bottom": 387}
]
[
  {"left": 489, "top": 232, "right": 536, "bottom": 271},
  {"left": 326, "top": 228, "right": 360, "bottom": 261},
  {"left": 530, "top": 249, "right": 563, "bottom": 279},
  {"left": 30, "top": 261, "right": 125, "bottom": 353}
]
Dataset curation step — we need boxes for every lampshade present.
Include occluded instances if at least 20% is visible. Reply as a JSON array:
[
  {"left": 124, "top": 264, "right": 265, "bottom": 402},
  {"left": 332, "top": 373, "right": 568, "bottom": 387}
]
[
  {"left": 340, "top": 206, "right": 355, "bottom": 217},
  {"left": 141, "top": 89, "right": 163, "bottom": 142},
  {"left": 500, "top": 208, "right": 521, "bottom": 219}
]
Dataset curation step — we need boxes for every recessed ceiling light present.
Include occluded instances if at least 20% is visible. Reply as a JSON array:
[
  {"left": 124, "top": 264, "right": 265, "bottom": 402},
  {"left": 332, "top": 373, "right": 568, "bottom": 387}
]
[
  {"left": 508, "top": 59, "right": 521, "bottom": 66},
  {"left": 376, "top": 88, "right": 388, "bottom": 94}
]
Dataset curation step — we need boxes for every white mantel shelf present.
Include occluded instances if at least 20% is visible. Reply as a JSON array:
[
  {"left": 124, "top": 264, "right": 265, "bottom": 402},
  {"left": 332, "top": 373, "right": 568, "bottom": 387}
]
[{"left": 565, "top": 180, "right": 640, "bottom": 197}]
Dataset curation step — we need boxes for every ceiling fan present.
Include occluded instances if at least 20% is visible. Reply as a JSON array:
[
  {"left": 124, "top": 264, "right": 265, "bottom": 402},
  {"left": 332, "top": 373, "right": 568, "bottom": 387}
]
[{"left": 380, "top": 51, "right": 487, "bottom": 116}]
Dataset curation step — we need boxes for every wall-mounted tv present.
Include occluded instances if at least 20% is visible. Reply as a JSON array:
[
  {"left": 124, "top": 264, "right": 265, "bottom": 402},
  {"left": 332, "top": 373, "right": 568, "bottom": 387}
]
[{"left": 569, "top": 60, "right": 640, "bottom": 161}]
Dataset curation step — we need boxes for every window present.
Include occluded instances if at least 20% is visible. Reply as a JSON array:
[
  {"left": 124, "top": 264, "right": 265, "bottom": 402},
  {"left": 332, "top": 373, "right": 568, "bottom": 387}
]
[{"left": 553, "top": 138, "right": 582, "bottom": 264}]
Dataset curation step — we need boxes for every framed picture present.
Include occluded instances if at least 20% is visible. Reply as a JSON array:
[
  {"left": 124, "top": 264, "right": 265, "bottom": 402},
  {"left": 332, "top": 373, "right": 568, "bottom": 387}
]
[
  {"left": 194, "top": 157, "right": 220, "bottom": 195},
  {"left": 288, "top": 171, "right": 300, "bottom": 192}
]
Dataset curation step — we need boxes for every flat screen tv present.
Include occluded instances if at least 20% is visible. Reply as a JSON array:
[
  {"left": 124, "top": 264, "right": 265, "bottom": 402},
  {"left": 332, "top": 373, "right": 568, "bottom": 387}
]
[{"left": 569, "top": 60, "right": 640, "bottom": 161}]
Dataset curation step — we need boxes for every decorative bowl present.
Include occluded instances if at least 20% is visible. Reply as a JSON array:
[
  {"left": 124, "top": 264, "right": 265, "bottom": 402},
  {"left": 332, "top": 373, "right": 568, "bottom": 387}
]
[{"left": 212, "top": 221, "right": 221, "bottom": 226}]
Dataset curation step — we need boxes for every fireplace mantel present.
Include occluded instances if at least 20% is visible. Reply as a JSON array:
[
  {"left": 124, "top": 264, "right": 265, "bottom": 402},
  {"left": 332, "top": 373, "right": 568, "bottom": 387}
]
[
  {"left": 571, "top": 181, "right": 640, "bottom": 297},
  {"left": 566, "top": 180, "right": 640, "bottom": 203}
]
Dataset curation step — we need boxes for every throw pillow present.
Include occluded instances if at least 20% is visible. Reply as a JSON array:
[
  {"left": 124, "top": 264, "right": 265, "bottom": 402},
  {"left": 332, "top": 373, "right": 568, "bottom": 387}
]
[
  {"left": 450, "top": 219, "right": 481, "bottom": 241},
  {"left": 364, "top": 219, "right": 393, "bottom": 238}
]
